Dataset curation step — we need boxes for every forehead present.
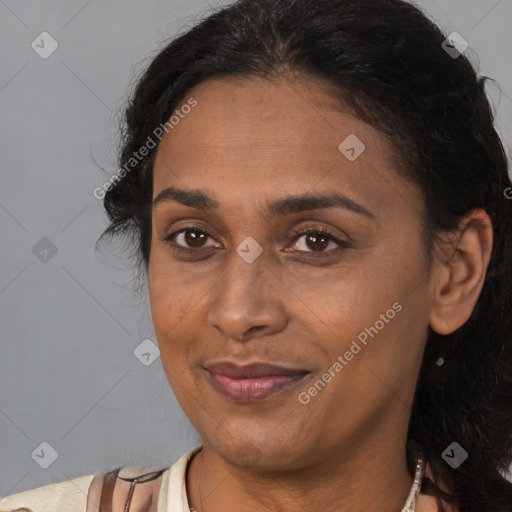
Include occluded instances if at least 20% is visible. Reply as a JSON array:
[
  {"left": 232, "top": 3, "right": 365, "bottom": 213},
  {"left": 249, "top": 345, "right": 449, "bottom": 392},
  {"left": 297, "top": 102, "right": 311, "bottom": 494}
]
[
  {"left": 152, "top": 76, "right": 418, "bottom": 219},
  {"left": 155, "top": 75, "right": 392, "bottom": 160}
]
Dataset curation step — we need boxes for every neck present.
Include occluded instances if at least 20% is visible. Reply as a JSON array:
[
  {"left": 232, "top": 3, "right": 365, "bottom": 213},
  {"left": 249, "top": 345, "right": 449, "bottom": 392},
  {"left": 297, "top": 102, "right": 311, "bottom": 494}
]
[{"left": 186, "top": 434, "right": 416, "bottom": 512}]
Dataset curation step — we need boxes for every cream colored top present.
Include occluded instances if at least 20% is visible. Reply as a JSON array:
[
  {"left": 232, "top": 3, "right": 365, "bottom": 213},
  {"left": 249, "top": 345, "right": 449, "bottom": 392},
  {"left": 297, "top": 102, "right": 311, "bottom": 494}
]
[{"left": 0, "top": 445, "right": 442, "bottom": 511}]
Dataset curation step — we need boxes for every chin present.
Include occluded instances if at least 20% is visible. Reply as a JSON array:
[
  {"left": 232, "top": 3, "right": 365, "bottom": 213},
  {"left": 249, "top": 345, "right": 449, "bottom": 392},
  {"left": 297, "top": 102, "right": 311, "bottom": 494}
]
[{"left": 204, "top": 427, "right": 311, "bottom": 471}]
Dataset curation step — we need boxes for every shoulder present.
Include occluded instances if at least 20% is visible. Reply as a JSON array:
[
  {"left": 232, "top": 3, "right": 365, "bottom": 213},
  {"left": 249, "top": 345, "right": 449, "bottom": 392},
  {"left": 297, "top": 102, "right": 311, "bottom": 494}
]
[
  {"left": 0, "top": 474, "right": 94, "bottom": 512},
  {"left": 0, "top": 446, "right": 203, "bottom": 512}
]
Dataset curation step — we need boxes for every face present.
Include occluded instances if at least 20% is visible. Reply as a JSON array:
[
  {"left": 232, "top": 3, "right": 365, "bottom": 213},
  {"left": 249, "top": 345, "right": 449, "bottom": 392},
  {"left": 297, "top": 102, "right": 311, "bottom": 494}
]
[{"left": 148, "top": 75, "right": 432, "bottom": 471}]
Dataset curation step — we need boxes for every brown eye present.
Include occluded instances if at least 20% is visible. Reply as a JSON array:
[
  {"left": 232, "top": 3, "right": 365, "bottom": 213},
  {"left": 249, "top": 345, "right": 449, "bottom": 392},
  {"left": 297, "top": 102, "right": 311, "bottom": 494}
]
[
  {"left": 183, "top": 229, "right": 208, "bottom": 248},
  {"left": 164, "top": 228, "right": 214, "bottom": 249},
  {"left": 303, "top": 232, "right": 330, "bottom": 252},
  {"left": 287, "top": 227, "right": 349, "bottom": 257}
]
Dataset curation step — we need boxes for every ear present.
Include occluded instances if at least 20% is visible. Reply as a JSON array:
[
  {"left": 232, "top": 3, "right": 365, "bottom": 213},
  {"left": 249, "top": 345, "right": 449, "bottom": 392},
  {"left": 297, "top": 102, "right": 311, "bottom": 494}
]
[{"left": 428, "top": 209, "right": 493, "bottom": 335}]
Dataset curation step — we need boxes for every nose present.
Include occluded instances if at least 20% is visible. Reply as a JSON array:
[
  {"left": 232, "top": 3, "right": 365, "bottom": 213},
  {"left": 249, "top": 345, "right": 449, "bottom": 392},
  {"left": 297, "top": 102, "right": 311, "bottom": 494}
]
[{"left": 207, "top": 246, "right": 288, "bottom": 343}]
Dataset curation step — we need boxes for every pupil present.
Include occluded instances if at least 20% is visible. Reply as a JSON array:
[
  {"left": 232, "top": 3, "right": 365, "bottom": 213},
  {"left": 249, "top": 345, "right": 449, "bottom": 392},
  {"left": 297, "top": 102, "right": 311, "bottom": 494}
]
[
  {"left": 185, "top": 230, "right": 206, "bottom": 247},
  {"left": 307, "top": 233, "right": 328, "bottom": 251}
]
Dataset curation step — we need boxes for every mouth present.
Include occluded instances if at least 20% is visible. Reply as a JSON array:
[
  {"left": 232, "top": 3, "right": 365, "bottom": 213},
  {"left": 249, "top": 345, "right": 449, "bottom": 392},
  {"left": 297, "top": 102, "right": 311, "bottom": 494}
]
[{"left": 203, "top": 361, "right": 310, "bottom": 402}]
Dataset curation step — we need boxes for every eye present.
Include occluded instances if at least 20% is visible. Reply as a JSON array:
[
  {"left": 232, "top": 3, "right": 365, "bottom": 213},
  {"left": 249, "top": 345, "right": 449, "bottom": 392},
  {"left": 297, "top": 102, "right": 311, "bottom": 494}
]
[
  {"left": 162, "top": 227, "right": 219, "bottom": 251},
  {"left": 285, "top": 227, "right": 349, "bottom": 258}
]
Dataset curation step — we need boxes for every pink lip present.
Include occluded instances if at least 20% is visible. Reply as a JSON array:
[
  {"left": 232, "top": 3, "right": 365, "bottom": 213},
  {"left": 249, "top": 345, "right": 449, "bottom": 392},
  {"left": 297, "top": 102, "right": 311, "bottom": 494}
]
[{"left": 204, "top": 361, "right": 309, "bottom": 402}]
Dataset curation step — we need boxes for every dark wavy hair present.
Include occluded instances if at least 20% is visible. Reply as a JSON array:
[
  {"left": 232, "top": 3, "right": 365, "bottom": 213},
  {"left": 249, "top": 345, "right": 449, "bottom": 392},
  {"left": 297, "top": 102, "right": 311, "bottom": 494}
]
[{"left": 98, "top": 0, "right": 512, "bottom": 510}]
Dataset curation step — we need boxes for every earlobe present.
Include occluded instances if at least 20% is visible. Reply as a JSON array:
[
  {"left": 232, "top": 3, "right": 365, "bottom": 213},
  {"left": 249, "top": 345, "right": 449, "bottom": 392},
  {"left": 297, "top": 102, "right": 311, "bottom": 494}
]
[{"left": 428, "top": 209, "right": 493, "bottom": 336}]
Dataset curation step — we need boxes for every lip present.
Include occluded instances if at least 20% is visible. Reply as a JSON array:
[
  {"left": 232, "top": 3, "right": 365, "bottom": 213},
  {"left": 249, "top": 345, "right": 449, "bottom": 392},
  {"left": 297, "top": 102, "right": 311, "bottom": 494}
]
[{"left": 204, "top": 361, "right": 310, "bottom": 402}]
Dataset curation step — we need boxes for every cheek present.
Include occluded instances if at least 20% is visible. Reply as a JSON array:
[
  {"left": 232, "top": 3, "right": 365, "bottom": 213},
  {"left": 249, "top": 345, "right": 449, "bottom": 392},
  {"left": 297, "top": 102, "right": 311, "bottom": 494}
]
[
  {"left": 147, "top": 253, "right": 210, "bottom": 375},
  {"left": 147, "top": 262, "right": 184, "bottom": 359},
  {"left": 310, "top": 247, "right": 426, "bottom": 364},
  {"left": 148, "top": 247, "right": 195, "bottom": 326},
  {"left": 148, "top": 276, "right": 198, "bottom": 401}
]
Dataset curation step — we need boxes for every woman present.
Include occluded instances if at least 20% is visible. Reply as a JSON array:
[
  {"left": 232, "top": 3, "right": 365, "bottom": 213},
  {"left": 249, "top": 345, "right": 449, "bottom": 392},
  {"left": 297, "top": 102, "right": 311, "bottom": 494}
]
[{"left": 2, "top": 0, "right": 511, "bottom": 510}]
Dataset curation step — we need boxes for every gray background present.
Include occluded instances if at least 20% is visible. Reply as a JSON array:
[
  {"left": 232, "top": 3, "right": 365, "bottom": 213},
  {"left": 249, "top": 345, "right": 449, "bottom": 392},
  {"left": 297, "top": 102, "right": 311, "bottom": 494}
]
[{"left": 1, "top": 0, "right": 511, "bottom": 496}]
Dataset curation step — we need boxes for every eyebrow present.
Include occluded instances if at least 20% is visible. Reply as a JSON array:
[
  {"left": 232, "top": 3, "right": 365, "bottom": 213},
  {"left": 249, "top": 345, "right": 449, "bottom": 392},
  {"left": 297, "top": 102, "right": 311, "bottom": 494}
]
[{"left": 152, "top": 185, "right": 376, "bottom": 220}]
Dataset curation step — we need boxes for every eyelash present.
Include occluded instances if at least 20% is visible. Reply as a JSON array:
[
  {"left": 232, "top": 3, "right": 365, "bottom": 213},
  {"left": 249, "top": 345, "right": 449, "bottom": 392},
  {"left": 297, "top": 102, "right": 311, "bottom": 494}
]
[{"left": 162, "top": 226, "right": 349, "bottom": 258}]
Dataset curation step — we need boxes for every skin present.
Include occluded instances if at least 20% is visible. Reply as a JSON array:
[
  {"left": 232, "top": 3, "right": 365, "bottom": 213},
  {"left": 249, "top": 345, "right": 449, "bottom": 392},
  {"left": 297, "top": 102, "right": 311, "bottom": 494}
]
[{"left": 147, "top": 75, "right": 493, "bottom": 512}]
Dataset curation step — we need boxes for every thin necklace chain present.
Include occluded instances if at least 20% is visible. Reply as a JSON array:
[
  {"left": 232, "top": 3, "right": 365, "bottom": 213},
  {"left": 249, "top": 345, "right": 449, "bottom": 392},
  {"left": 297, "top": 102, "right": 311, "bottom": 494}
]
[{"left": 401, "top": 453, "right": 426, "bottom": 511}]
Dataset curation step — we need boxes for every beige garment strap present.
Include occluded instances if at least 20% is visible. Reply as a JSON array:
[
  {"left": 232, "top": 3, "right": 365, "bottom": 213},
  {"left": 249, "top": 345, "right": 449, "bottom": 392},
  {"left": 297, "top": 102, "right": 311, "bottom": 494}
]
[
  {"left": 86, "top": 468, "right": 165, "bottom": 512},
  {"left": 101, "top": 472, "right": 117, "bottom": 512}
]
